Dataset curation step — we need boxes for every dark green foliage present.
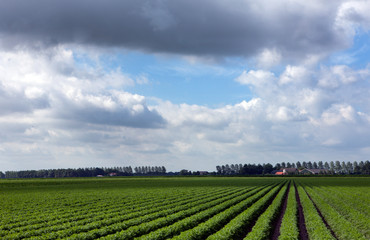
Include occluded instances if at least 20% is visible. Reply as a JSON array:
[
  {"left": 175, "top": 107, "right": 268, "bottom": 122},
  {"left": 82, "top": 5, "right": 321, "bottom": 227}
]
[{"left": 0, "top": 177, "right": 369, "bottom": 239}]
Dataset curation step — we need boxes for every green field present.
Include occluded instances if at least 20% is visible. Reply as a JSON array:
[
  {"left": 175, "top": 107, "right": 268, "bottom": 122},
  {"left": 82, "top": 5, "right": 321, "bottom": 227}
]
[{"left": 0, "top": 177, "right": 369, "bottom": 240}]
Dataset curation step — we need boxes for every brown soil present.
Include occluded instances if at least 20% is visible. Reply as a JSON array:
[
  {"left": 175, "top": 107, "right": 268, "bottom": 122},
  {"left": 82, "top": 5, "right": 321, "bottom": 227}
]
[
  {"left": 271, "top": 181, "right": 291, "bottom": 240},
  {"left": 294, "top": 183, "right": 309, "bottom": 240},
  {"left": 235, "top": 183, "right": 284, "bottom": 240},
  {"left": 304, "top": 189, "right": 338, "bottom": 240}
]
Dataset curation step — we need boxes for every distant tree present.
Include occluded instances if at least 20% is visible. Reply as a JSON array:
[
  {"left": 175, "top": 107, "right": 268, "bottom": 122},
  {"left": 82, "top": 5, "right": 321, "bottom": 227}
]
[
  {"left": 241, "top": 164, "right": 263, "bottom": 175},
  {"left": 234, "top": 164, "right": 240, "bottom": 173},
  {"left": 302, "top": 161, "right": 307, "bottom": 168},
  {"left": 324, "top": 162, "right": 330, "bottom": 170},
  {"left": 93, "top": 168, "right": 105, "bottom": 176},
  {"left": 179, "top": 169, "right": 191, "bottom": 175},
  {"left": 275, "top": 163, "right": 281, "bottom": 170},
  {"left": 335, "top": 161, "right": 342, "bottom": 174},
  {"left": 221, "top": 165, "right": 226, "bottom": 175},
  {"left": 341, "top": 161, "right": 348, "bottom": 174},
  {"left": 318, "top": 161, "right": 323, "bottom": 169},
  {"left": 256, "top": 164, "right": 264, "bottom": 174},
  {"left": 291, "top": 163, "right": 296, "bottom": 168},
  {"left": 296, "top": 161, "right": 302, "bottom": 169},
  {"left": 330, "top": 161, "right": 335, "bottom": 173},
  {"left": 346, "top": 162, "right": 353, "bottom": 174},
  {"left": 307, "top": 161, "right": 313, "bottom": 169},
  {"left": 263, "top": 163, "right": 273, "bottom": 174},
  {"left": 225, "top": 164, "right": 231, "bottom": 175},
  {"left": 230, "top": 164, "right": 235, "bottom": 174},
  {"left": 0, "top": 171, "right": 5, "bottom": 178},
  {"left": 313, "top": 162, "right": 318, "bottom": 169},
  {"left": 286, "top": 162, "right": 292, "bottom": 168},
  {"left": 363, "top": 161, "right": 370, "bottom": 174},
  {"left": 353, "top": 161, "right": 361, "bottom": 174},
  {"left": 216, "top": 166, "right": 221, "bottom": 174},
  {"left": 359, "top": 161, "right": 365, "bottom": 170},
  {"left": 281, "top": 162, "right": 286, "bottom": 168}
]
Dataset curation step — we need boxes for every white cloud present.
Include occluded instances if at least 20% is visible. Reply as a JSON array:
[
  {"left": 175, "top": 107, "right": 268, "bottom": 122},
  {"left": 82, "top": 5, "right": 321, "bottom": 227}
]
[
  {"left": 1, "top": 1, "right": 370, "bottom": 172},
  {"left": 3, "top": 47, "right": 367, "bottom": 172},
  {"left": 235, "top": 70, "right": 276, "bottom": 89},
  {"left": 256, "top": 48, "right": 282, "bottom": 68},
  {"left": 321, "top": 104, "right": 356, "bottom": 125},
  {"left": 336, "top": 0, "right": 370, "bottom": 35},
  {"left": 279, "top": 65, "right": 309, "bottom": 85},
  {"left": 0, "top": 47, "right": 165, "bottom": 128}
]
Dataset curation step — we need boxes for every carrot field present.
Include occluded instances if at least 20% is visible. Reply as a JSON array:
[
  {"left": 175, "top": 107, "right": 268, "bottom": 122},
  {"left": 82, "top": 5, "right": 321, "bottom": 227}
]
[{"left": 0, "top": 177, "right": 369, "bottom": 240}]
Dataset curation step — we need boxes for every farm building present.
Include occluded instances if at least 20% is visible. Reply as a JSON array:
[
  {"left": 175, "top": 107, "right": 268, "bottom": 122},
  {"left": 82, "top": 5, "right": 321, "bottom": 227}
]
[
  {"left": 275, "top": 168, "right": 298, "bottom": 175},
  {"left": 300, "top": 168, "right": 328, "bottom": 175}
]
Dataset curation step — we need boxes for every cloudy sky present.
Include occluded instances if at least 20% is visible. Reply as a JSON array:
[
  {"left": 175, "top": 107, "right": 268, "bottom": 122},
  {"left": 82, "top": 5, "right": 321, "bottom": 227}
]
[{"left": 1, "top": 0, "right": 370, "bottom": 172}]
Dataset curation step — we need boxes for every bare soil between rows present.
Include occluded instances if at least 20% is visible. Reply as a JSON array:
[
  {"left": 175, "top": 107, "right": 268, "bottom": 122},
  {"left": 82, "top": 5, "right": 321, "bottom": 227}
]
[
  {"left": 294, "top": 183, "right": 309, "bottom": 240},
  {"left": 271, "top": 181, "right": 291, "bottom": 240},
  {"left": 234, "top": 183, "right": 284, "bottom": 240}
]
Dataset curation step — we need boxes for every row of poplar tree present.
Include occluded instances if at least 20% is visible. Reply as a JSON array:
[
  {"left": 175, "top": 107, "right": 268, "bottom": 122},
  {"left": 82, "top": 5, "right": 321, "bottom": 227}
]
[
  {"left": 0, "top": 166, "right": 166, "bottom": 178},
  {"left": 216, "top": 160, "right": 370, "bottom": 175}
]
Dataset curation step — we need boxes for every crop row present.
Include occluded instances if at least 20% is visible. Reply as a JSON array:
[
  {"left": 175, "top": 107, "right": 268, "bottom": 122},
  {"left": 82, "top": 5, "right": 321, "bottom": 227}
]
[
  {"left": 314, "top": 185, "right": 370, "bottom": 217},
  {"left": 72, "top": 185, "right": 269, "bottom": 240},
  {"left": 104, "top": 184, "right": 276, "bottom": 240},
  {"left": 301, "top": 183, "right": 369, "bottom": 239},
  {"left": 1, "top": 187, "right": 220, "bottom": 228},
  {"left": 296, "top": 184, "right": 335, "bottom": 240},
  {"left": 1, "top": 178, "right": 368, "bottom": 240},
  {"left": 205, "top": 182, "right": 286, "bottom": 240},
  {"left": 31, "top": 186, "right": 258, "bottom": 239},
  {"left": 1, "top": 187, "right": 232, "bottom": 236},
  {"left": 303, "top": 185, "right": 366, "bottom": 240},
  {"left": 243, "top": 182, "right": 288, "bottom": 239},
  {"left": 278, "top": 183, "right": 298, "bottom": 240},
  {"left": 4, "top": 187, "right": 246, "bottom": 240}
]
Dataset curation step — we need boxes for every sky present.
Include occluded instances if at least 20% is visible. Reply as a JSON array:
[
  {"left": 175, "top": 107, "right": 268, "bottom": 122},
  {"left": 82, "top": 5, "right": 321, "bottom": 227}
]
[{"left": 0, "top": 0, "right": 370, "bottom": 172}]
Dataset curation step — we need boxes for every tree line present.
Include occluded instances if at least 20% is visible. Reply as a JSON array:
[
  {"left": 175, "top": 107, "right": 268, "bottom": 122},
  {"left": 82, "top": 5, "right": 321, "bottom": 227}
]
[
  {"left": 0, "top": 166, "right": 166, "bottom": 179},
  {"left": 216, "top": 160, "right": 370, "bottom": 175},
  {"left": 1, "top": 160, "right": 369, "bottom": 179}
]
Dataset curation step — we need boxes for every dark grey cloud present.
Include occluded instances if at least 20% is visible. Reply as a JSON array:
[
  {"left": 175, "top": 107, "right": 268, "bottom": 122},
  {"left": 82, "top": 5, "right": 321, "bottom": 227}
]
[
  {"left": 0, "top": 84, "right": 49, "bottom": 115},
  {"left": 0, "top": 0, "right": 346, "bottom": 59},
  {"left": 51, "top": 90, "right": 166, "bottom": 129},
  {"left": 59, "top": 105, "right": 166, "bottom": 129}
]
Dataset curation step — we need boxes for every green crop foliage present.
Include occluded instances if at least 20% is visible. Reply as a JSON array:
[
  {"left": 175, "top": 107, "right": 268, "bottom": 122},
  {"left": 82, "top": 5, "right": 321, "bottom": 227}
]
[
  {"left": 297, "top": 184, "right": 335, "bottom": 240},
  {"left": 244, "top": 182, "right": 288, "bottom": 239},
  {"left": 0, "top": 177, "right": 369, "bottom": 239},
  {"left": 278, "top": 183, "right": 299, "bottom": 240}
]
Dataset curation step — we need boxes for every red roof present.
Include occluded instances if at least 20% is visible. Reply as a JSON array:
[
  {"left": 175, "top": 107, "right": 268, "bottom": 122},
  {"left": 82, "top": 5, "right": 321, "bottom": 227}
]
[{"left": 275, "top": 172, "right": 284, "bottom": 175}]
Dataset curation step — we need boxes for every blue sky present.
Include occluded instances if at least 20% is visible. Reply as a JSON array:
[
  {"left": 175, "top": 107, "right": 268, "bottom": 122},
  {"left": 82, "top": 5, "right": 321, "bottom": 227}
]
[
  {"left": 82, "top": 51, "right": 251, "bottom": 107},
  {"left": 0, "top": 0, "right": 369, "bottom": 172}
]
